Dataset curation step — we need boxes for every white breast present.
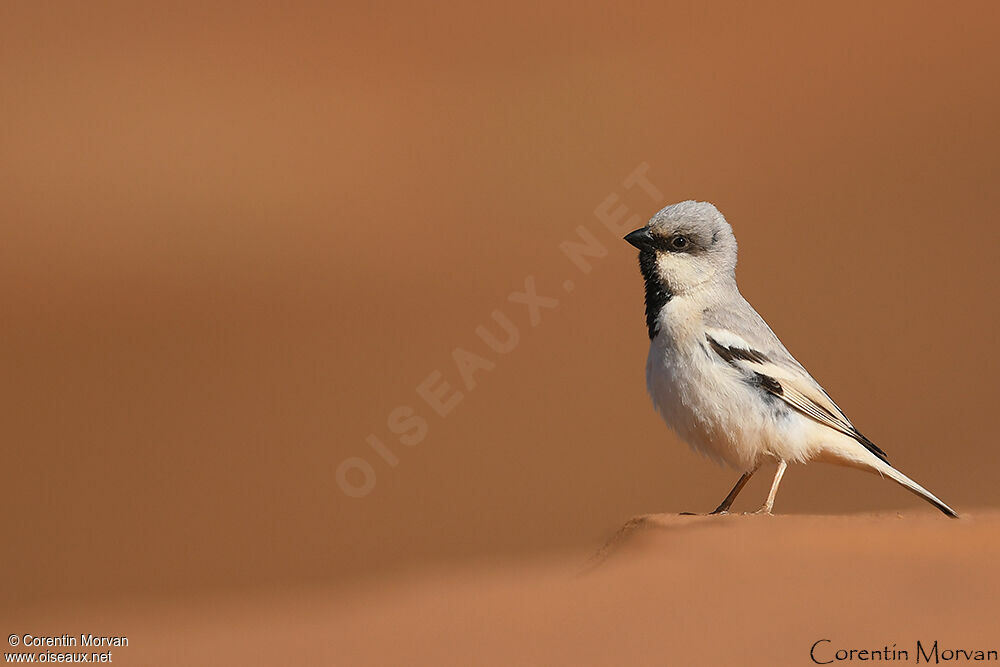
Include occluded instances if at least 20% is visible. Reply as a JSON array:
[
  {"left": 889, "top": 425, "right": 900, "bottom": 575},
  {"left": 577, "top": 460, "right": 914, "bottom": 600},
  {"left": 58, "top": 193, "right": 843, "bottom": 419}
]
[{"left": 644, "top": 296, "right": 794, "bottom": 470}]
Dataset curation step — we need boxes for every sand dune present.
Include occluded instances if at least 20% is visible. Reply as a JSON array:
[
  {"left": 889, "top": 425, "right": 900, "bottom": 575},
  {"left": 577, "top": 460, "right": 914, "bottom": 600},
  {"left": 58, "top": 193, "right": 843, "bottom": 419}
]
[{"left": 7, "top": 512, "right": 997, "bottom": 666}]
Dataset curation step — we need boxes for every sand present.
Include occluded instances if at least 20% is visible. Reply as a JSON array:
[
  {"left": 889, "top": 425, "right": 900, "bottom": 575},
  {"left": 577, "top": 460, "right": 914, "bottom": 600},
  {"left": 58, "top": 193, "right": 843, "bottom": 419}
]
[{"left": 6, "top": 512, "right": 998, "bottom": 666}]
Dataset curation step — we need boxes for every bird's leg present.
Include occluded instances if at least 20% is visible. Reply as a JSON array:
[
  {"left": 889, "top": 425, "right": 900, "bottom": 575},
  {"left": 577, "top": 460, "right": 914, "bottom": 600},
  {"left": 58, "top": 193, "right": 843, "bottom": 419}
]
[
  {"left": 754, "top": 459, "right": 788, "bottom": 515},
  {"left": 710, "top": 466, "right": 758, "bottom": 515}
]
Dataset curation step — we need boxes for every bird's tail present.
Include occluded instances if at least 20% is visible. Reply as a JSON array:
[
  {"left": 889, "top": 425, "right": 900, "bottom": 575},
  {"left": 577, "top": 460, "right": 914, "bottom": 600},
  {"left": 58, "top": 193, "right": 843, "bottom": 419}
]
[
  {"left": 822, "top": 434, "right": 958, "bottom": 518},
  {"left": 866, "top": 456, "right": 958, "bottom": 518}
]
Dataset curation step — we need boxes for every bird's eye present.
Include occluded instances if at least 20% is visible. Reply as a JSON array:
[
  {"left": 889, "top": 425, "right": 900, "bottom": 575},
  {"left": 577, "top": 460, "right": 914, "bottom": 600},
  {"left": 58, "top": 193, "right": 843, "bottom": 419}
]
[{"left": 671, "top": 236, "right": 689, "bottom": 250}]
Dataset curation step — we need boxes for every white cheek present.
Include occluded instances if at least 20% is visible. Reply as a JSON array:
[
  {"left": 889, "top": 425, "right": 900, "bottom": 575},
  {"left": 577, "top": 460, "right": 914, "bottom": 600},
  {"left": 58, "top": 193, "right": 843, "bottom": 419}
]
[{"left": 657, "top": 253, "right": 708, "bottom": 292}]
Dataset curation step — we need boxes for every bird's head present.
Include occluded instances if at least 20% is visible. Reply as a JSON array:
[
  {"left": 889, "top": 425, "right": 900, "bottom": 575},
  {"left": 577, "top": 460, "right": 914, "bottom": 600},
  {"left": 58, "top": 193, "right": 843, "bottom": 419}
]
[{"left": 624, "top": 200, "right": 738, "bottom": 298}]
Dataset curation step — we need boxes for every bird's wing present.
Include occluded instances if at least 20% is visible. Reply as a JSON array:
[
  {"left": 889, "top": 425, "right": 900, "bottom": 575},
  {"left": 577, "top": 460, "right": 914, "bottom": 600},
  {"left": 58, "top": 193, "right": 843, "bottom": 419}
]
[{"left": 703, "top": 298, "right": 889, "bottom": 463}]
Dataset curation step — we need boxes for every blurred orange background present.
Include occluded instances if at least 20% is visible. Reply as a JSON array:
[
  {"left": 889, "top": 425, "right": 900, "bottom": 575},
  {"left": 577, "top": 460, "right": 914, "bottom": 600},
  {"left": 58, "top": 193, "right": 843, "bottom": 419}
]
[{"left": 2, "top": 1, "right": 998, "bottom": 614}]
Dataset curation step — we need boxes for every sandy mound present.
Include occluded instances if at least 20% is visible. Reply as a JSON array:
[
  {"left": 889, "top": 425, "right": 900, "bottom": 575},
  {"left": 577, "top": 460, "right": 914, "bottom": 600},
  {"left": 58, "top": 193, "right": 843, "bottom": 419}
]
[{"left": 6, "top": 511, "right": 998, "bottom": 666}]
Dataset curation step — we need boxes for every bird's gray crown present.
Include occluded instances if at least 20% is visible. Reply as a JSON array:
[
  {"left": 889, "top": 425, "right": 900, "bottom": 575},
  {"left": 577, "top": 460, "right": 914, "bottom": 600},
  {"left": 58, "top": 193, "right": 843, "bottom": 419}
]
[{"left": 647, "top": 201, "right": 737, "bottom": 260}]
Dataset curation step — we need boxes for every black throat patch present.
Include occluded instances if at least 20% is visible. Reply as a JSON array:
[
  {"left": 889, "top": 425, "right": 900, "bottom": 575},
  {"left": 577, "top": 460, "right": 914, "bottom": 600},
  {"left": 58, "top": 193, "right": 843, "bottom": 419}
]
[{"left": 638, "top": 250, "right": 672, "bottom": 339}]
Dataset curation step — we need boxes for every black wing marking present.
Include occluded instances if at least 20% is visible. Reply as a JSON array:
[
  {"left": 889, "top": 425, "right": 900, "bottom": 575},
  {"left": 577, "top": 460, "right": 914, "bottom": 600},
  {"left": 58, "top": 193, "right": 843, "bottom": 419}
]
[
  {"left": 706, "top": 335, "right": 889, "bottom": 464},
  {"left": 707, "top": 336, "right": 770, "bottom": 365}
]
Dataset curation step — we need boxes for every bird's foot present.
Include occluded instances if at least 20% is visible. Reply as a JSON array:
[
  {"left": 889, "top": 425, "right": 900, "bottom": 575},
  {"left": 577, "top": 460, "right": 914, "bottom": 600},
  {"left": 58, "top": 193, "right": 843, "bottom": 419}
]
[{"left": 748, "top": 507, "right": 773, "bottom": 516}]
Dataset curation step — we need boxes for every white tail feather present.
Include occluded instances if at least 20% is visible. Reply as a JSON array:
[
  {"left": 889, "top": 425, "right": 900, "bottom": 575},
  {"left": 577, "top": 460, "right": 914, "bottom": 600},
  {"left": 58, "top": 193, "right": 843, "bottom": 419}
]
[{"left": 865, "top": 456, "right": 958, "bottom": 518}]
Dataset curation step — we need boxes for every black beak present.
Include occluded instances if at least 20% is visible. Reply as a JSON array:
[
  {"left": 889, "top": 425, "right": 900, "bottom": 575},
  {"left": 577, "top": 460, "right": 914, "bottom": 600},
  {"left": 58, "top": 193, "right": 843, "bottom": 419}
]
[{"left": 624, "top": 227, "right": 654, "bottom": 251}]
